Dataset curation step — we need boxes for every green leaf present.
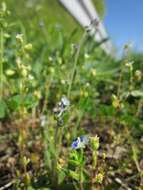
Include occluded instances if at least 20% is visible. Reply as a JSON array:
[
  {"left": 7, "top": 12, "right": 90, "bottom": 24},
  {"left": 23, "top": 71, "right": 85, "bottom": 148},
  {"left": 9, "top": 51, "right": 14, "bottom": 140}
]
[
  {"left": 131, "top": 90, "right": 143, "bottom": 97},
  {"left": 122, "top": 90, "right": 143, "bottom": 99},
  {"left": 69, "top": 159, "right": 81, "bottom": 166},
  {"left": 0, "top": 100, "right": 7, "bottom": 119},
  {"left": 24, "top": 94, "right": 37, "bottom": 109},
  {"left": 69, "top": 170, "right": 80, "bottom": 181},
  {"left": 58, "top": 170, "right": 66, "bottom": 185},
  {"left": 8, "top": 95, "right": 21, "bottom": 111}
]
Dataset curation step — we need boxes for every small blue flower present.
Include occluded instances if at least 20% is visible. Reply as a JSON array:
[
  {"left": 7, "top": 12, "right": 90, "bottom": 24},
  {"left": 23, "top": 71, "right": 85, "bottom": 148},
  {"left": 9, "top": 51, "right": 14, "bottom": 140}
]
[
  {"left": 54, "top": 96, "right": 70, "bottom": 118},
  {"left": 71, "top": 136, "right": 89, "bottom": 149},
  {"left": 61, "top": 96, "right": 70, "bottom": 108},
  {"left": 71, "top": 139, "right": 79, "bottom": 149}
]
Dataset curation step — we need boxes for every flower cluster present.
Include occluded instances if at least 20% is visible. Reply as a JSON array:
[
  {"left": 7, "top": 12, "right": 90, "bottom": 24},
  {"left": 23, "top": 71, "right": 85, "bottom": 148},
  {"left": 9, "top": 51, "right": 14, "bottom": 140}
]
[
  {"left": 71, "top": 136, "right": 89, "bottom": 149},
  {"left": 71, "top": 135, "right": 100, "bottom": 150},
  {"left": 53, "top": 96, "right": 70, "bottom": 118}
]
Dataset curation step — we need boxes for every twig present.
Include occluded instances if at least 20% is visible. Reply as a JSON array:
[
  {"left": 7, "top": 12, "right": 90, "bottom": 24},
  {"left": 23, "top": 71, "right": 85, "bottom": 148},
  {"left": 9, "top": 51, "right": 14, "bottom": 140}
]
[
  {"left": 115, "top": 177, "right": 131, "bottom": 190},
  {"left": 0, "top": 181, "right": 14, "bottom": 190}
]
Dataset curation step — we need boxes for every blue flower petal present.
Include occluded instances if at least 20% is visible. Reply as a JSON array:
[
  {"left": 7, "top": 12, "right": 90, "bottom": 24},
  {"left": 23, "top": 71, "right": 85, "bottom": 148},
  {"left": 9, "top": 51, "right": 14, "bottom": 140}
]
[
  {"left": 71, "top": 136, "right": 89, "bottom": 149},
  {"left": 71, "top": 140, "right": 79, "bottom": 149},
  {"left": 80, "top": 136, "right": 89, "bottom": 144}
]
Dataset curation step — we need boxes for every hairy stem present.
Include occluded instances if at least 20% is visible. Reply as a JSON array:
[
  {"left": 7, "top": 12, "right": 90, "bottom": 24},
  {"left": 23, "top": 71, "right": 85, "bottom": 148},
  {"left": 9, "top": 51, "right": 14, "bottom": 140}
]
[
  {"left": 0, "top": 28, "right": 4, "bottom": 100},
  {"left": 79, "top": 149, "right": 84, "bottom": 190},
  {"left": 67, "top": 32, "right": 86, "bottom": 99}
]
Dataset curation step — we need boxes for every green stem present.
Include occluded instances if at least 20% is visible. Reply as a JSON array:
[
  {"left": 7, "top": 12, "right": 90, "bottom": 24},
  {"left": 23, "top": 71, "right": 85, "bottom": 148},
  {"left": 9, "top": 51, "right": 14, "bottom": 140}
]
[
  {"left": 67, "top": 32, "right": 86, "bottom": 99},
  {"left": 79, "top": 165, "right": 84, "bottom": 190},
  {"left": 136, "top": 99, "right": 142, "bottom": 117},
  {"left": 0, "top": 28, "right": 4, "bottom": 100},
  {"left": 129, "top": 67, "right": 133, "bottom": 92},
  {"left": 79, "top": 149, "right": 84, "bottom": 190},
  {"left": 117, "top": 61, "right": 124, "bottom": 99},
  {"left": 52, "top": 123, "right": 59, "bottom": 186}
]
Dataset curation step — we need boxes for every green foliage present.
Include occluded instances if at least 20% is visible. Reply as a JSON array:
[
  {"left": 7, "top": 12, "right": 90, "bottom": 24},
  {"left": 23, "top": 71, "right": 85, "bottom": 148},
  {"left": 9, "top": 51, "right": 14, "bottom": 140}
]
[
  {"left": 93, "top": 0, "right": 105, "bottom": 19},
  {"left": 0, "top": 99, "right": 7, "bottom": 118},
  {"left": 5, "top": 0, "right": 82, "bottom": 39}
]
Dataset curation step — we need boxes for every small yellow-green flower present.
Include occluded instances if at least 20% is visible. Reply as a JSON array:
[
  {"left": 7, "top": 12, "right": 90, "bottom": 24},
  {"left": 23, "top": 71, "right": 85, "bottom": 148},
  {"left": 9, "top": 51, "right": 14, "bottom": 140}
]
[
  {"left": 90, "top": 135, "right": 99, "bottom": 150},
  {"left": 33, "top": 90, "right": 41, "bottom": 99},
  {"left": 135, "top": 70, "right": 142, "bottom": 81},
  {"left": 24, "top": 43, "right": 33, "bottom": 51},
  {"left": 5, "top": 69, "right": 15, "bottom": 76},
  {"left": 91, "top": 68, "right": 97, "bottom": 76},
  {"left": 16, "top": 33, "right": 24, "bottom": 43},
  {"left": 95, "top": 173, "right": 104, "bottom": 184}
]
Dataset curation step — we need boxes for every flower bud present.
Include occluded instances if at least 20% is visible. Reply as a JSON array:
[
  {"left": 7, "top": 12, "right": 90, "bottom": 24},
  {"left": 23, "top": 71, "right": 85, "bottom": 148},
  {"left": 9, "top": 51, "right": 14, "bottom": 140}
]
[
  {"left": 135, "top": 70, "right": 142, "bottom": 81},
  {"left": 24, "top": 43, "right": 32, "bottom": 51},
  {"left": 21, "top": 68, "right": 28, "bottom": 77},
  {"left": 90, "top": 135, "right": 99, "bottom": 150},
  {"left": 5, "top": 69, "right": 15, "bottom": 76},
  {"left": 16, "top": 34, "right": 24, "bottom": 44},
  {"left": 91, "top": 68, "right": 96, "bottom": 76},
  {"left": 95, "top": 173, "right": 104, "bottom": 184}
]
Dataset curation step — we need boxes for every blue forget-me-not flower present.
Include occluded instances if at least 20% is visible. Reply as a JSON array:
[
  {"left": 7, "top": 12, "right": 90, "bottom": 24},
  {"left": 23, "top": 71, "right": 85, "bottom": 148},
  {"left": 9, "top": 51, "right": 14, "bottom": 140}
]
[
  {"left": 71, "top": 136, "right": 89, "bottom": 149},
  {"left": 53, "top": 96, "right": 70, "bottom": 118}
]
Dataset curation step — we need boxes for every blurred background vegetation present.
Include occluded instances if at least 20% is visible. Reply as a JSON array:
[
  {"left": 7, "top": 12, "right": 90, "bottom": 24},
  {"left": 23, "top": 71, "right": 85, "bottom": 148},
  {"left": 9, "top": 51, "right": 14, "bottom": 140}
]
[{"left": 5, "top": 0, "right": 105, "bottom": 38}]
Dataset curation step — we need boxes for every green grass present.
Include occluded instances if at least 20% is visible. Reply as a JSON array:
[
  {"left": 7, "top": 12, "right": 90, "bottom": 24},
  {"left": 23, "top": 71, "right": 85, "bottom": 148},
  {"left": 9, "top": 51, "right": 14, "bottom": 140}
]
[{"left": 6, "top": 0, "right": 82, "bottom": 38}]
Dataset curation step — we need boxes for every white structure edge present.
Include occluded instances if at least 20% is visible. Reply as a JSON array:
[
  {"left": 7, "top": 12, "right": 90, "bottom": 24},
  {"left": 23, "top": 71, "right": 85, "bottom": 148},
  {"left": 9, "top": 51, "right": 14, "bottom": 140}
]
[{"left": 59, "top": 0, "right": 114, "bottom": 55}]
